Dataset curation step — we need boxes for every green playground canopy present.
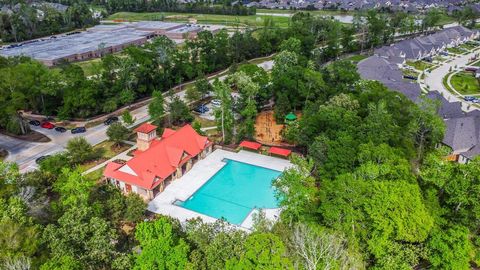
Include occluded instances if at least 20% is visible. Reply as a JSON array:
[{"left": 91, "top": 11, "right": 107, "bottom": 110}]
[{"left": 285, "top": 112, "right": 297, "bottom": 121}]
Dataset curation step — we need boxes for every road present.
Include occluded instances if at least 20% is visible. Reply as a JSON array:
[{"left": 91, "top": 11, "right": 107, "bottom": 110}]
[
  {"left": 423, "top": 48, "right": 480, "bottom": 112},
  {"left": 1, "top": 60, "right": 273, "bottom": 173}
]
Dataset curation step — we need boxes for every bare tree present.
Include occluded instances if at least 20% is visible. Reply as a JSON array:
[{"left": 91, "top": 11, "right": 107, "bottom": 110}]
[
  {"left": 3, "top": 256, "right": 31, "bottom": 270},
  {"left": 290, "top": 223, "right": 364, "bottom": 270}
]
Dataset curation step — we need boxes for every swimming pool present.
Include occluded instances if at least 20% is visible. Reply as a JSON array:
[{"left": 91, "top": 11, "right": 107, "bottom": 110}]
[{"left": 175, "top": 159, "right": 281, "bottom": 225}]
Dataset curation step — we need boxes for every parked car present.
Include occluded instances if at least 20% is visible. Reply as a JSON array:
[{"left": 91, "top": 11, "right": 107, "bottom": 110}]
[
  {"left": 440, "top": 51, "right": 449, "bottom": 56},
  {"left": 35, "top": 155, "right": 51, "bottom": 164},
  {"left": 55, "top": 127, "right": 67, "bottom": 133},
  {"left": 71, "top": 127, "right": 87, "bottom": 134},
  {"left": 464, "top": 96, "right": 476, "bottom": 101},
  {"left": 403, "top": 75, "right": 417, "bottom": 80},
  {"left": 40, "top": 122, "right": 55, "bottom": 129},
  {"left": 29, "top": 120, "right": 40, "bottom": 126},
  {"left": 211, "top": 99, "right": 221, "bottom": 106},
  {"left": 193, "top": 104, "right": 209, "bottom": 114},
  {"left": 104, "top": 116, "right": 119, "bottom": 125}
]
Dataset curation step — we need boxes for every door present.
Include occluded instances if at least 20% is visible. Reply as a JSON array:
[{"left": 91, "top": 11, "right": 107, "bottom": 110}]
[{"left": 125, "top": 184, "right": 132, "bottom": 193}]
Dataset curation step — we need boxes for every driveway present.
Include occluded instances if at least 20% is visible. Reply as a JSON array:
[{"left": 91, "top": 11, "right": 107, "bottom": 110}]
[{"left": 424, "top": 49, "right": 480, "bottom": 112}]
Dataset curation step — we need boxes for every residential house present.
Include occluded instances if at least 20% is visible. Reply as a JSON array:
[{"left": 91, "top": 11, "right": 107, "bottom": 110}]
[{"left": 103, "top": 123, "right": 213, "bottom": 200}]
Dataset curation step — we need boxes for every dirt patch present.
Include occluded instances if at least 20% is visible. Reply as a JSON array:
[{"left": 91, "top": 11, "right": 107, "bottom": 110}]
[{"left": 0, "top": 129, "right": 51, "bottom": 143}]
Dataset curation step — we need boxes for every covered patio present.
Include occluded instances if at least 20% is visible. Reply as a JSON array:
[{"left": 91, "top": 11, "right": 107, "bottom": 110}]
[{"left": 268, "top": 147, "right": 292, "bottom": 158}]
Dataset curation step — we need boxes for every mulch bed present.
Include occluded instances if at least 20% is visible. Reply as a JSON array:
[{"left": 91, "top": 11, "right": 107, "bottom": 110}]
[{"left": 0, "top": 129, "right": 51, "bottom": 143}]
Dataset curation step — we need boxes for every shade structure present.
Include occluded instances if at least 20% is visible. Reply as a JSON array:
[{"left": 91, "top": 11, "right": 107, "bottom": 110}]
[
  {"left": 269, "top": 147, "right": 292, "bottom": 157},
  {"left": 285, "top": 112, "right": 297, "bottom": 121},
  {"left": 239, "top": 140, "right": 262, "bottom": 151}
]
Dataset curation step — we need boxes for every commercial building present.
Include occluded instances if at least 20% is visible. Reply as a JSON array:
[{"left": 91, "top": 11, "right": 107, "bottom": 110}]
[
  {"left": 103, "top": 123, "right": 213, "bottom": 200},
  {"left": 0, "top": 21, "right": 224, "bottom": 66}
]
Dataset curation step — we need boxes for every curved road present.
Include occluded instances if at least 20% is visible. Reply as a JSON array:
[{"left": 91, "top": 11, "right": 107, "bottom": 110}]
[
  {"left": 0, "top": 60, "right": 274, "bottom": 173},
  {"left": 424, "top": 48, "right": 480, "bottom": 112}
]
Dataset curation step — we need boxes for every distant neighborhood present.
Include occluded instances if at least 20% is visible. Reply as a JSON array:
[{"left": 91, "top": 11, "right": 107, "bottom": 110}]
[{"left": 358, "top": 25, "right": 480, "bottom": 163}]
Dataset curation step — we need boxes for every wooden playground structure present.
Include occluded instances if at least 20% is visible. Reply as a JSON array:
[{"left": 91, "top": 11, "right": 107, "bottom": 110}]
[{"left": 254, "top": 111, "right": 286, "bottom": 146}]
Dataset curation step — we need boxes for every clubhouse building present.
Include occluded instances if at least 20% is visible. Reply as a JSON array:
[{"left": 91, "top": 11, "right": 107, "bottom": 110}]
[{"left": 103, "top": 123, "right": 213, "bottom": 200}]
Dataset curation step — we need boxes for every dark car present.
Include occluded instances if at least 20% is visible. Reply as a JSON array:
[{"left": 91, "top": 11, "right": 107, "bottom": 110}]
[
  {"left": 104, "top": 116, "right": 119, "bottom": 125},
  {"left": 40, "top": 122, "right": 55, "bottom": 129},
  {"left": 55, "top": 127, "right": 67, "bottom": 133},
  {"left": 29, "top": 120, "right": 40, "bottom": 126},
  {"left": 71, "top": 127, "right": 87, "bottom": 134},
  {"left": 193, "top": 104, "right": 209, "bottom": 114},
  {"left": 35, "top": 155, "right": 51, "bottom": 164},
  {"left": 403, "top": 75, "right": 417, "bottom": 80},
  {"left": 464, "top": 96, "right": 476, "bottom": 102}
]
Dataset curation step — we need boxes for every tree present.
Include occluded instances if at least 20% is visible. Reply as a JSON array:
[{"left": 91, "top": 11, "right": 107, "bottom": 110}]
[
  {"left": 66, "top": 137, "right": 99, "bottom": 164},
  {"left": 273, "top": 155, "right": 317, "bottom": 223},
  {"left": 168, "top": 96, "right": 193, "bottom": 126},
  {"left": 427, "top": 226, "right": 472, "bottom": 270},
  {"left": 148, "top": 90, "right": 164, "bottom": 123},
  {"left": 226, "top": 233, "right": 293, "bottom": 269},
  {"left": 122, "top": 110, "right": 135, "bottom": 125},
  {"left": 124, "top": 193, "right": 146, "bottom": 223},
  {"left": 213, "top": 80, "right": 234, "bottom": 144},
  {"left": 133, "top": 217, "right": 189, "bottom": 270},
  {"left": 53, "top": 168, "right": 94, "bottom": 209},
  {"left": 228, "top": 71, "right": 259, "bottom": 140},
  {"left": 42, "top": 205, "right": 117, "bottom": 267},
  {"left": 290, "top": 223, "right": 363, "bottom": 270},
  {"left": 107, "top": 122, "right": 129, "bottom": 147}
]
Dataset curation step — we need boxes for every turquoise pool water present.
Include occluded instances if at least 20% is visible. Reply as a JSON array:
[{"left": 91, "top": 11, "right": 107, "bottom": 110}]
[{"left": 175, "top": 159, "right": 281, "bottom": 225}]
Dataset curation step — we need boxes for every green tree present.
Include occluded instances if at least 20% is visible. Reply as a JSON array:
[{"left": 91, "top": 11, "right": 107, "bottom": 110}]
[
  {"left": 66, "top": 137, "right": 98, "bottom": 164},
  {"left": 273, "top": 155, "right": 317, "bottom": 223},
  {"left": 43, "top": 205, "right": 117, "bottom": 267},
  {"left": 122, "top": 110, "right": 135, "bottom": 125},
  {"left": 427, "top": 226, "right": 472, "bottom": 270},
  {"left": 106, "top": 122, "right": 129, "bottom": 147},
  {"left": 133, "top": 217, "right": 189, "bottom": 270},
  {"left": 226, "top": 233, "right": 293, "bottom": 269},
  {"left": 213, "top": 80, "right": 234, "bottom": 144},
  {"left": 148, "top": 90, "right": 165, "bottom": 123},
  {"left": 168, "top": 96, "right": 193, "bottom": 126}
]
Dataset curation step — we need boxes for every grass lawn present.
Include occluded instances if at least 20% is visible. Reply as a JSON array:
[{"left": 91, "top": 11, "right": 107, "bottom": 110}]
[
  {"left": 77, "top": 141, "right": 131, "bottom": 172},
  {"left": 447, "top": 47, "right": 468, "bottom": 55},
  {"left": 345, "top": 54, "right": 368, "bottom": 64},
  {"left": 402, "top": 69, "right": 419, "bottom": 79},
  {"left": 194, "top": 115, "right": 216, "bottom": 128},
  {"left": 459, "top": 43, "right": 478, "bottom": 51},
  {"left": 84, "top": 167, "right": 105, "bottom": 182},
  {"left": 74, "top": 58, "right": 103, "bottom": 77},
  {"left": 443, "top": 72, "right": 455, "bottom": 93},
  {"left": 406, "top": 60, "right": 433, "bottom": 71},
  {"left": 450, "top": 71, "right": 480, "bottom": 95},
  {"left": 433, "top": 55, "right": 447, "bottom": 63},
  {"left": 108, "top": 12, "right": 292, "bottom": 27},
  {"left": 473, "top": 61, "right": 480, "bottom": 67}
]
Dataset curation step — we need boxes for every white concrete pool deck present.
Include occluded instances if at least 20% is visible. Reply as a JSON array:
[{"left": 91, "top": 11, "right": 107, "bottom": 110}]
[{"left": 147, "top": 149, "right": 292, "bottom": 230}]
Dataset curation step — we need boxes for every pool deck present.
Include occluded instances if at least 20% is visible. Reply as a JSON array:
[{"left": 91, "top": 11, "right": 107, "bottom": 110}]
[{"left": 147, "top": 149, "right": 292, "bottom": 230}]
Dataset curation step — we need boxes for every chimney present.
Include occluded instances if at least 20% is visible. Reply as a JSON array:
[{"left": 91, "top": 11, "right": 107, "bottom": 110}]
[{"left": 134, "top": 123, "right": 157, "bottom": 151}]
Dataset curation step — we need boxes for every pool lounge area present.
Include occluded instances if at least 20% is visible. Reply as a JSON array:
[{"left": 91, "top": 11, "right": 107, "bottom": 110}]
[{"left": 147, "top": 149, "right": 292, "bottom": 230}]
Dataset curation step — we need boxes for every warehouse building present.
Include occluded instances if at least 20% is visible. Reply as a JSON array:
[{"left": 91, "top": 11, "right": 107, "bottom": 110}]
[{"left": 0, "top": 21, "right": 224, "bottom": 66}]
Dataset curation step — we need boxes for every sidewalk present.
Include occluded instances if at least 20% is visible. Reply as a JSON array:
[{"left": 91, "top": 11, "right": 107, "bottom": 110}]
[{"left": 82, "top": 144, "right": 136, "bottom": 175}]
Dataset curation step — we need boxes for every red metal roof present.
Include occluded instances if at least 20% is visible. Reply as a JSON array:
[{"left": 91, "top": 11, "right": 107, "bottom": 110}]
[
  {"left": 104, "top": 124, "right": 211, "bottom": 190},
  {"left": 134, "top": 123, "right": 157, "bottom": 134},
  {"left": 239, "top": 140, "right": 262, "bottom": 150},
  {"left": 269, "top": 147, "right": 291, "bottom": 157}
]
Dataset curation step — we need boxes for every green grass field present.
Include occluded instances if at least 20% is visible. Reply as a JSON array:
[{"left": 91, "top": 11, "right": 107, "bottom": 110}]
[
  {"left": 74, "top": 58, "right": 103, "bottom": 77},
  {"left": 447, "top": 47, "right": 468, "bottom": 55},
  {"left": 450, "top": 71, "right": 480, "bottom": 95},
  {"left": 108, "top": 12, "right": 292, "bottom": 27},
  {"left": 344, "top": 54, "right": 368, "bottom": 64},
  {"left": 406, "top": 60, "right": 434, "bottom": 71}
]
